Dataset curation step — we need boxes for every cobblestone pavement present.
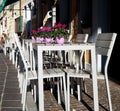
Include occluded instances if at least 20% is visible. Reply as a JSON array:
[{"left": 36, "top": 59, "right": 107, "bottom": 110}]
[
  {"left": 0, "top": 50, "right": 120, "bottom": 111},
  {"left": 43, "top": 78, "right": 120, "bottom": 111}
]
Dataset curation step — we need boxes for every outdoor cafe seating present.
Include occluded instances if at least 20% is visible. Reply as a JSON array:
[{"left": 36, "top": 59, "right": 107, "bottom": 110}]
[{"left": 3, "top": 32, "right": 117, "bottom": 111}]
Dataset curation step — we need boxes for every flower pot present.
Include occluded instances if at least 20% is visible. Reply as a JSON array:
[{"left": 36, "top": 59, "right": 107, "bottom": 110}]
[
  {"left": 45, "top": 37, "right": 53, "bottom": 44},
  {"left": 36, "top": 37, "right": 44, "bottom": 42},
  {"left": 56, "top": 37, "right": 65, "bottom": 44},
  {"left": 31, "top": 36, "right": 35, "bottom": 41}
]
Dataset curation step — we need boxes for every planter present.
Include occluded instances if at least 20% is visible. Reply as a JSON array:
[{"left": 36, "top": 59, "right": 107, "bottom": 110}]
[{"left": 56, "top": 37, "right": 65, "bottom": 44}]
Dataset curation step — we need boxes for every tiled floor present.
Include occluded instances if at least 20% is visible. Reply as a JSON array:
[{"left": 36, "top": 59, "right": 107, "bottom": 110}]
[{"left": 0, "top": 49, "right": 120, "bottom": 111}]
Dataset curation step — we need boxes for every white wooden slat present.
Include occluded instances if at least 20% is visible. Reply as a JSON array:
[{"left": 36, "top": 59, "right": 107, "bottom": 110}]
[
  {"left": 96, "top": 40, "right": 111, "bottom": 48},
  {"left": 97, "top": 33, "right": 115, "bottom": 40},
  {"left": 44, "top": 69, "right": 58, "bottom": 78},
  {"left": 64, "top": 68, "right": 90, "bottom": 78},
  {"left": 96, "top": 47, "right": 110, "bottom": 56},
  {"left": 96, "top": 33, "right": 117, "bottom": 56},
  {"left": 76, "top": 34, "right": 88, "bottom": 43},
  {"left": 53, "top": 68, "right": 64, "bottom": 75}
]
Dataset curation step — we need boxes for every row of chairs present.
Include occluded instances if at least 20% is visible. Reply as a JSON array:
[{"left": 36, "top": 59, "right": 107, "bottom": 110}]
[
  {"left": 7, "top": 32, "right": 117, "bottom": 111},
  {"left": 14, "top": 34, "right": 68, "bottom": 111}
]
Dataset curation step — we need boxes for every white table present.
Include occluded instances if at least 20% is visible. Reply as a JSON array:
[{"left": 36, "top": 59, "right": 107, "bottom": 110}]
[{"left": 33, "top": 42, "right": 99, "bottom": 111}]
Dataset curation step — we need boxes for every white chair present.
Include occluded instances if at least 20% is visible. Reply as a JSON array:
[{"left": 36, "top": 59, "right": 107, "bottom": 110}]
[
  {"left": 65, "top": 33, "right": 117, "bottom": 111},
  {"left": 19, "top": 35, "right": 67, "bottom": 111},
  {"left": 95, "top": 33, "right": 117, "bottom": 111},
  {"left": 67, "top": 34, "right": 89, "bottom": 98},
  {"left": 14, "top": 33, "right": 37, "bottom": 111}
]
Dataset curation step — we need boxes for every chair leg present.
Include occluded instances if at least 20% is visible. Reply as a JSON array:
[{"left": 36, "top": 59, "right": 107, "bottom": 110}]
[
  {"left": 82, "top": 78, "right": 87, "bottom": 92},
  {"left": 57, "top": 78, "right": 61, "bottom": 104},
  {"left": 63, "top": 75, "right": 67, "bottom": 111},
  {"left": 105, "top": 76, "right": 113, "bottom": 111},
  {"left": 77, "top": 78, "right": 82, "bottom": 101},
  {"left": 12, "top": 49, "right": 15, "bottom": 64},
  {"left": 30, "top": 80, "right": 37, "bottom": 103},
  {"left": 15, "top": 51, "right": 19, "bottom": 68},
  {"left": 19, "top": 73, "right": 24, "bottom": 94},
  {"left": 67, "top": 76, "right": 70, "bottom": 111},
  {"left": 70, "top": 78, "right": 74, "bottom": 95},
  {"left": 22, "top": 79, "right": 27, "bottom": 111},
  {"left": 60, "top": 77, "right": 63, "bottom": 92},
  {"left": 34, "top": 84, "right": 37, "bottom": 103},
  {"left": 17, "top": 67, "right": 24, "bottom": 94},
  {"left": 9, "top": 50, "right": 12, "bottom": 60}
]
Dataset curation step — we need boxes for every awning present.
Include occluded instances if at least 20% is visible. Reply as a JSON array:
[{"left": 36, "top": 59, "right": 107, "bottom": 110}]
[
  {"left": 0, "top": 0, "right": 19, "bottom": 13},
  {"left": 5, "top": 0, "right": 19, "bottom": 7},
  {"left": 0, "top": 0, "right": 8, "bottom": 13}
]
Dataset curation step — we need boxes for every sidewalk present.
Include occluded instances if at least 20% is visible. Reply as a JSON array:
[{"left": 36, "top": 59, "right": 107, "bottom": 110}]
[
  {"left": 0, "top": 48, "right": 120, "bottom": 111},
  {"left": 0, "top": 50, "right": 22, "bottom": 111}
]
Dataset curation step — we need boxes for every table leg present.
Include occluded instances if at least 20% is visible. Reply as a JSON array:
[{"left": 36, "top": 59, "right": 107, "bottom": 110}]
[
  {"left": 91, "top": 47, "right": 99, "bottom": 111},
  {"left": 38, "top": 47, "right": 44, "bottom": 111}
]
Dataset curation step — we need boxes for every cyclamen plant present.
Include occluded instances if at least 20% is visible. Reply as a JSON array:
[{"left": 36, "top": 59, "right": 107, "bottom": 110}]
[
  {"left": 53, "top": 22, "right": 69, "bottom": 38},
  {"left": 31, "top": 27, "right": 54, "bottom": 38},
  {"left": 31, "top": 22, "right": 69, "bottom": 40}
]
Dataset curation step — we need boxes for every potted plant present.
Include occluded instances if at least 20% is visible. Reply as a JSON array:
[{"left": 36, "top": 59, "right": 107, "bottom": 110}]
[
  {"left": 40, "top": 27, "right": 54, "bottom": 44},
  {"left": 53, "top": 22, "right": 69, "bottom": 44}
]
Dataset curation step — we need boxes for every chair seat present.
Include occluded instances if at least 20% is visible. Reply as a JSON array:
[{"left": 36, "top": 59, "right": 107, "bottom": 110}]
[
  {"left": 64, "top": 68, "right": 90, "bottom": 78},
  {"left": 96, "top": 72, "right": 105, "bottom": 79},
  {"left": 89, "top": 72, "right": 105, "bottom": 79},
  {"left": 43, "top": 68, "right": 65, "bottom": 78},
  {"left": 64, "top": 68, "right": 105, "bottom": 79},
  {"left": 27, "top": 70, "right": 37, "bottom": 80}
]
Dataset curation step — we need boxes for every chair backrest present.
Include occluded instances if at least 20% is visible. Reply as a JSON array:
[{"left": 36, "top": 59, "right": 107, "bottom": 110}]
[
  {"left": 76, "top": 34, "right": 89, "bottom": 69},
  {"left": 96, "top": 33, "right": 117, "bottom": 56},
  {"left": 67, "top": 34, "right": 72, "bottom": 42},
  {"left": 76, "top": 34, "right": 89, "bottom": 43},
  {"left": 57, "top": 34, "right": 73, "bottom": 63},
  {"left": 95, "top": 33, "right": 117, "bottom": 73},
  {"left": 68, "top": 34, "right": 89, "bottom": 69},
  {"left": 14, "top": 33, "right": 30, "bottom": 69}
]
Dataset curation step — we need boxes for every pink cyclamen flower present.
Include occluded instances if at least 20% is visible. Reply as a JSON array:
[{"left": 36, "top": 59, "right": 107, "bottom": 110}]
[{"left": 62, "top": 24, "right": 67, "bottom": 29}]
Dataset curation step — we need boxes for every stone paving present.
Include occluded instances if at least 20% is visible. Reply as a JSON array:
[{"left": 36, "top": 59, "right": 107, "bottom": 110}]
[
  {"left": 0, "top": 49, "right": 120, "bottom": 111},
  {"left": 0, "top": 51, "right": 22, "bottom": 111}
]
